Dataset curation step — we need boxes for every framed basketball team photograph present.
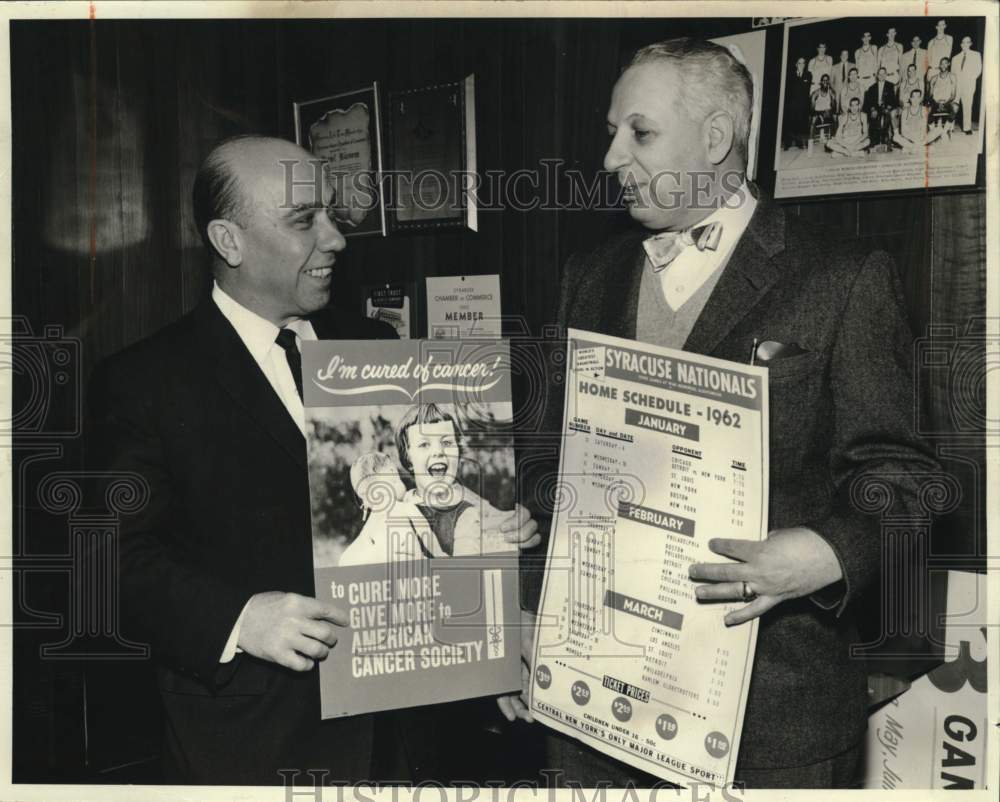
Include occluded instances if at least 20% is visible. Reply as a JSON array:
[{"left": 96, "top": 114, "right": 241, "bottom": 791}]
[{"left": 774, "top": 15, "right": 988, "bottom": 198}]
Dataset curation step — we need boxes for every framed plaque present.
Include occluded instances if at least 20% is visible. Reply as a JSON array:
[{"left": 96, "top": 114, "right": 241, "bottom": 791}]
[
  {"left": 294, "top": 83, "right": 387, "bottom": 237},
  {"left": 363, "top": 282, "right": 416, "bottom": 339},
  {"left": 385, "top": 75, "right": 478, "bottom": 233}
]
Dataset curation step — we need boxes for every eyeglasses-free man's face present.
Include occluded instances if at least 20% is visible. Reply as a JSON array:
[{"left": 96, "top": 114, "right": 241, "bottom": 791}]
[
  {"left": 217, "top": 140, "right": 347, "bottom": 327},
  {"left": 604, "top": 60, "right": 722, "bottom": 232}
]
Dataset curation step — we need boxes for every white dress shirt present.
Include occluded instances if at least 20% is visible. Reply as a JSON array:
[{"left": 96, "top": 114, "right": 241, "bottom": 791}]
[
  {"left": 212, "top": 282, "right": 316, "bottom": 436},
  {"left": 648, "top": 184, "right": 758, "bottom": 311},
  {"left": 211, "top": 282, "right": 317, "bottom": 662},
  {"left": 901, "top": 47, "right": 928, "bottom": 76}
]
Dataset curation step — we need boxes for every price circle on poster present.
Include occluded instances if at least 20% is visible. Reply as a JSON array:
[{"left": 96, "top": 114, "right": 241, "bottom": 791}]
[
  {"left": 612, "top": 696, "right": 633, "bottom": 722},
  {"left": 655, "top": 713, "right": 679, "bottom": 740},
  {"left": 535, "top": 664, "right": 552, "bottom": 689},
  {"left": 704, "top": 731, "right": 730, "bottom": 758},
  {"left": 570, "top": 680, "right": 591, "bottom": 706}
]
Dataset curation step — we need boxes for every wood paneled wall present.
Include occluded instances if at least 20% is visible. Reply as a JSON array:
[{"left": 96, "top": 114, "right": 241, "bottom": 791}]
[{"left": 10, "top": 17, "right": 987, "bottom": 781}]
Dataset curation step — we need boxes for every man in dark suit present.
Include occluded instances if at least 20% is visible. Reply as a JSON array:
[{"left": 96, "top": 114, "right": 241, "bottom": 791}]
[
  {"left": 87, "top": 135, "right": 394, "bottom": 784},
  {"left": 864, "top": 66, "right": 897, "bottom": 146},
  {"left": 530, "top": 37, "right": 937, "bottom": 789},
  {"left": 88, "top": 135, "right": 538, "bottom": 784},
  {"left": 782, "top": 56, "right": 812, "bottom": 150}
]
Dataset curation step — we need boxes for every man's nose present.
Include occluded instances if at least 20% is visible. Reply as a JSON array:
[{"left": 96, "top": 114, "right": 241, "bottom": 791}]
[
  {"left": 317, "top": 214, "right": 347, "bottom": 252},
  {"left": 603, "top": 131, "right": 630, "bottom": 174}
]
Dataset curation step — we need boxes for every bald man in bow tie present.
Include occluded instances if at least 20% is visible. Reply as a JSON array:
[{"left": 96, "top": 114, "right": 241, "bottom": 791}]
[{"left": 527, "top": 36, "right": 938, "bottom": 790}]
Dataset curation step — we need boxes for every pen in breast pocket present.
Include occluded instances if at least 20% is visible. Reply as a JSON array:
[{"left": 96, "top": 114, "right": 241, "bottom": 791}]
[{"left": 749, "top": 338, "right": 758, "bottom": 366}]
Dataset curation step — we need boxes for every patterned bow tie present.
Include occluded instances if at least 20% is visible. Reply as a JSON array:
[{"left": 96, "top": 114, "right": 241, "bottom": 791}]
[{"left": 643, "top": 221, "right": 724, "bottom": 273}]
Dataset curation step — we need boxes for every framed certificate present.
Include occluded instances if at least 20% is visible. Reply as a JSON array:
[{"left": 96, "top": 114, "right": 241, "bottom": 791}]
[
  {"left": 425, "top": 274, "right": 501, "bottom": 339},
  {"left": 294, "top": 83, "right": 387, "bottom": 237},
  {"left": 385, "top": 75, "right": 478, "bottom": 233}
]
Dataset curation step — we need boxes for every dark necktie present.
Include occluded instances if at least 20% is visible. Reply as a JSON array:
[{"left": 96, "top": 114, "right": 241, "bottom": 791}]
[
  {"left": 275, "top": 328, "right": 304, "bottom": 401},
  {"left": 842, "top": 64, "right": 847, "bottom": 81},
  {"left": 961, "top": 53, "right": 966, "bottom": 70}
]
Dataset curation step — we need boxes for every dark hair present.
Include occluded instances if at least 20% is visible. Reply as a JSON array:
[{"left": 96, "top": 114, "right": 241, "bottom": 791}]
[
  {"left": 191, "top": 134, "right": 260, "bottom": 251},
  {"left": 394, "top": 404, "right": 463, "bottom": 473}
]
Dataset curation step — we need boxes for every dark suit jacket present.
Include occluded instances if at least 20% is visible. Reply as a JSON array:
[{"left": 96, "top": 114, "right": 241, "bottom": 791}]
[
  {"left": 87, "top": 299, "right": 396, "bottom": 784},
  {"left": 783, "top": 71, "right": 812, "bottom": 133},
  {"left": 535, "top": 200, "right": 938, "bottom": 770},
  {"left": 864, "top": 79, "right": 897, "bottom": 111}
]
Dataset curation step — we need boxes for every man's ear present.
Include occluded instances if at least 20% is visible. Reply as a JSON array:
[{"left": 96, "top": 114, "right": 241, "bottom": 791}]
[
  {"left": 206, "top": 219, "right": 243, "bottom": 267},
  {"left": 704, "top": 110, "right": 736, "bottom": 165}
]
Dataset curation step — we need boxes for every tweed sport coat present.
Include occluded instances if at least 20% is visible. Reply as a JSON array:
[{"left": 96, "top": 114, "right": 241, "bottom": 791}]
[{"left": 531, "top": 199, "right": 939, "bottom": 770}]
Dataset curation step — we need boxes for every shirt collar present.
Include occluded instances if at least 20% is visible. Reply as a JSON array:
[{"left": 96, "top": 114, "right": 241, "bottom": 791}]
[
  {"left": 212, "top": 282, "right": 315, "bottom": 367},
  {"left": 686, "top": 182, "right": 757, "bottom": 247}
]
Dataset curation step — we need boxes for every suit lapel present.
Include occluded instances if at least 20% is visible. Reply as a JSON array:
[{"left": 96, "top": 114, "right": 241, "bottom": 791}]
[
  {"left": 193, "top": 301, "right": 307, "bottom": 470},
  {"left": 683, "top": 200, "right": 788, "bottom": 357},
  {"left": 600, "top": 231, "right": 646, "bottom": 339},
  {"left": 309, "top": 307, "right": 342, "bottom": 340}
]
